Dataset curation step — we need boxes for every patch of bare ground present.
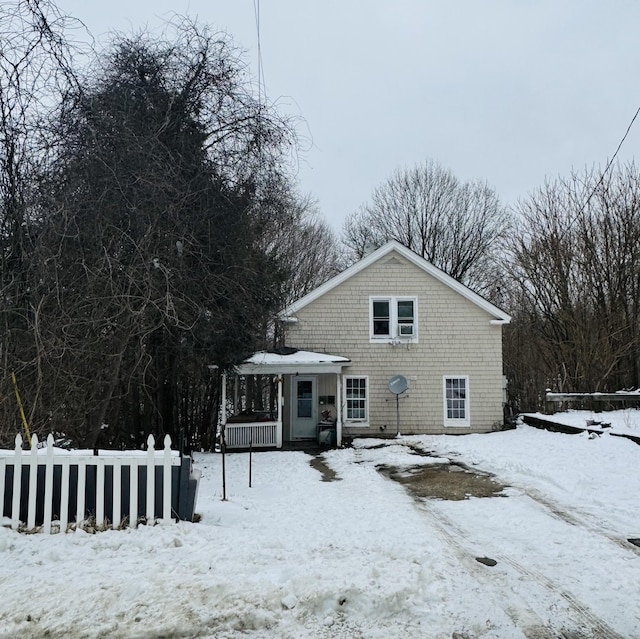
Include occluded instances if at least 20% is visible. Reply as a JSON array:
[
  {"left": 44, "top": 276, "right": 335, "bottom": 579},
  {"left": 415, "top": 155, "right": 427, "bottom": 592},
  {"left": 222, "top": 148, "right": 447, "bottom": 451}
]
[
  {"left": 379, "top": 462, "right": 507, "bottom": 500},
  {"left": 309, "top": 455, "right": 341, "bottom": 482}
]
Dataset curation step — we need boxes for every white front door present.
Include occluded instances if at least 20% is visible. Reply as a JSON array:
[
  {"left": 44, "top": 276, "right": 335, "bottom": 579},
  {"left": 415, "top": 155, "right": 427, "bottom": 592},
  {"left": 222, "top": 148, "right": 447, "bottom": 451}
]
[{"left": 291, "top": 376, "right": 318, "bottom": 439}]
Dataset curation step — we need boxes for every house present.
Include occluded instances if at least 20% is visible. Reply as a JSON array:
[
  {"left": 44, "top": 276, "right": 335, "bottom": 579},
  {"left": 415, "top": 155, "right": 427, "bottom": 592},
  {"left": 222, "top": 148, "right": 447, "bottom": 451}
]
[{"left": 219, "top": 240, "right": 511, "bottom": 448}]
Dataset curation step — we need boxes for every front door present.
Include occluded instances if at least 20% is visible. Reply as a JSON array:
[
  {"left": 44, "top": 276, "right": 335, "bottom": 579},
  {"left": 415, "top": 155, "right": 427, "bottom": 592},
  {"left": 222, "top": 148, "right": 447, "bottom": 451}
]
[{"left": 291, "top": 376, "right": 317, "bottom": 439}]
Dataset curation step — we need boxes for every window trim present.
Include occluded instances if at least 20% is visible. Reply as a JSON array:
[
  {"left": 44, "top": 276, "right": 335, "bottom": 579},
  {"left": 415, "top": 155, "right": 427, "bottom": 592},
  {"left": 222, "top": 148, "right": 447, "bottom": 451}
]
[
  {"left": 372, "top": 299, "right": 391, "bottom": 338},
  {"left": 443, "top": 375, "right": 470, "bottom": 427},
  {"left": 344, "top": 375, "right": 369, "bottom": 426},
  {"left": 369, "top": 296, "right": 418, "bottom": 343}
]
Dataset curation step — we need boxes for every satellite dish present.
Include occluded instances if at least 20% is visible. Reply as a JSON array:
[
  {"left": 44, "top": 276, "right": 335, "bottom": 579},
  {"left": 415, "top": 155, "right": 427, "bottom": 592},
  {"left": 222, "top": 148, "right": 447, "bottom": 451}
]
[
  {"left": 388, "top": 375, "right": 408, "bottom": 436},
  {"left": 388, "top": 375, "right": 408, "bottom": 395}
]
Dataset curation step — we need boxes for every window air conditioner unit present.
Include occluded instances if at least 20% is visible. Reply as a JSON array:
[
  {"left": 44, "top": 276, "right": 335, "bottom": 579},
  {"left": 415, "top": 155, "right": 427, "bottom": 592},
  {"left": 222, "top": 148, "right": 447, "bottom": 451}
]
[{"left": 398, "top": 323, "right": 414, "bottom": 337}]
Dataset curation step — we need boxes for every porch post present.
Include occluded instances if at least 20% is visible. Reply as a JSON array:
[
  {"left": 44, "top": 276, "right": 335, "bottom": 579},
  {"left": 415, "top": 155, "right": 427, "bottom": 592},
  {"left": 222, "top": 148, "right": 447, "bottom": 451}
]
[
  {"left": 336, "top": 373, "right": 342, "bottom": 446},
  {"left": 276, "top": 375, "right": 283, "bottom": 448},
  {"left": 221, "top": 372, "right": 227, "bottom": 429},
  {"left": 233, "top": 375, "right": 239, "bottom": 414}
]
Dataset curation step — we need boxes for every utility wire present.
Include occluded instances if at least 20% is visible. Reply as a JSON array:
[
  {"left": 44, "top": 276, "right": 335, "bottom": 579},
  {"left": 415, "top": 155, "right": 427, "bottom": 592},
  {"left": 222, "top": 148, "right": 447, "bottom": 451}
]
[
  {"left": 253, "top": 0, "right": 266, "bottom": 106},
  {"left": 604, "top": 105, "right": 640, "bottom": 176},
  {"left": 579, "top": 104, "right": 640, "bottom": 215},
  {"left": 545, "top": 103, "right": 640, "bottom": 243}
]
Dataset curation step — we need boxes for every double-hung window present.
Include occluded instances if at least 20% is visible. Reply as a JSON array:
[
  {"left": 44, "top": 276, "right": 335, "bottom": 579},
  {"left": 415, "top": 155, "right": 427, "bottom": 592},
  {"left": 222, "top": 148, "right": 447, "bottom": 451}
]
[
  {"left": 345, "top": 376, "right": 368, "bottom": 423},
  {"left": 443, "top": 376, "right": 470, "bottom": 427},
  {"left": 370, "top": 297, "right": 417, "bottom": 341},
  {"left": 372, "top": 300, "right": 391, "bottom": 337}
]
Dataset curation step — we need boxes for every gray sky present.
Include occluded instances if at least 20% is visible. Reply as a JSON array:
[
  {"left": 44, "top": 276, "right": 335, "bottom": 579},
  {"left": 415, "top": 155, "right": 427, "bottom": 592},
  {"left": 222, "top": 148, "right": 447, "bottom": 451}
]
[{"left": 55, "top": 0, "right": 640, "bottom": 231}]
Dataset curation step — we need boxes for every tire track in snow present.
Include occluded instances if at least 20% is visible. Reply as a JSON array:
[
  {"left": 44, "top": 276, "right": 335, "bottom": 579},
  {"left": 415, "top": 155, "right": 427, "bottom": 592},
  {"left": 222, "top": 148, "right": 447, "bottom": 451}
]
[
  {"left": 511, "top": 486, "right": 640, "bottom": 558},
  {"left": 497, "top": 553, "right": 628, "bottom": 639},
  {"left": 418, "top": 500, "right": 562, "bottom": 639},
  {"left": 399, "top": 484, "right": 628, "bottom": 639},
  {"left": 403, "top": 439, "right": 640, "bottom": 557}
]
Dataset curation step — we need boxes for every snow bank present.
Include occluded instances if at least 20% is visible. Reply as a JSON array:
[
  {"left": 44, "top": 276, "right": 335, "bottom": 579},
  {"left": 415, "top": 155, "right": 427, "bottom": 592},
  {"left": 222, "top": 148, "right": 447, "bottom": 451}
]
[{"left": 1, "top": 423, "right": 639, "bottom": 638}]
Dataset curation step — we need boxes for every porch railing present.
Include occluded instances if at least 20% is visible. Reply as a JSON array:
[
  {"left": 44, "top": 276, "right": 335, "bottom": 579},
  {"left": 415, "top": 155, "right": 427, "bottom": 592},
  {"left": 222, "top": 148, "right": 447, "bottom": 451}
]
[{"left": 224, "top": 422, "right": 278, "bottom": 449}]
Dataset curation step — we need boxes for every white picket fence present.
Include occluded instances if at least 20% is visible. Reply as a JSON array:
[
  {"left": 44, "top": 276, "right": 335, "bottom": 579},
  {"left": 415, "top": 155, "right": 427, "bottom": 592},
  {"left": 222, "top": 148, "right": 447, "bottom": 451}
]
[{"left": 0, "top": 433, "right": 181, "bottom": 533}]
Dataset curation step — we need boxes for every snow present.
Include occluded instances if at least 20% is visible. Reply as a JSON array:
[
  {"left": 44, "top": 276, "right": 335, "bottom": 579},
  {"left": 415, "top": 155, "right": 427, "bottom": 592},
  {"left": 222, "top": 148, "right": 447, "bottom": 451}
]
[
  {"left": 2, "top": 419, "right": 640, "bottom": 638},
  {"left": 0, "top": 446, "right": 180, "bottom": 457},
  {"left": 244, "top": 350, "right": 350, "bottom": 366},
  {"left": 525, "top": 408, "right": 640, "bottom": 437}
]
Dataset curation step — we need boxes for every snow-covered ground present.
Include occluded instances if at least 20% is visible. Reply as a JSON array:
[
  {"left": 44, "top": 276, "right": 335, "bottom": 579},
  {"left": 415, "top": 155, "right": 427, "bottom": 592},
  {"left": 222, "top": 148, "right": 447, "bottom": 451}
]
[
  {"left": 524, "top": 407, "right": 640, "bottom": 438},
  {"left": 1, "top": 419, "right": 640, "bottom": 638}
]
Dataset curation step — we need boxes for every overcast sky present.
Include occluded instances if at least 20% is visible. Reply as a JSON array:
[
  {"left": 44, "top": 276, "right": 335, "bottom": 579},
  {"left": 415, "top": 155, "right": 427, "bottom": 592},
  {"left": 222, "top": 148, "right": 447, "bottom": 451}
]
[{"left": 55, "top": 0, "right": 640, "bottom": 231}]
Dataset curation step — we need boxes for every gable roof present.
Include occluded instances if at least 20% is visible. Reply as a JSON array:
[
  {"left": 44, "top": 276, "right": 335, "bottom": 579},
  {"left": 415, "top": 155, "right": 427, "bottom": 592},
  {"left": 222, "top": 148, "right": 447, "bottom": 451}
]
[{"left": 279, "top": 240, "right": 511, "bottom": 324}]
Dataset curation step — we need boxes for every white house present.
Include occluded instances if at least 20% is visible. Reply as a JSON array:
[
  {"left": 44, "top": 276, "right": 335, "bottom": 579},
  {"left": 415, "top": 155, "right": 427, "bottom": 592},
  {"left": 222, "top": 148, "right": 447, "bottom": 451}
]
[{"left": 220, "top": 240, "right": 511, "bottom": 448}]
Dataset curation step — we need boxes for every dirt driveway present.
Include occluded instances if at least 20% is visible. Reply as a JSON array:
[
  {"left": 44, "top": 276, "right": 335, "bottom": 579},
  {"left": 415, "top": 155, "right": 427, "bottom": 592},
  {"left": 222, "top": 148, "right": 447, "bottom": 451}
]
[{"left": 312, "top": 441, "right": 637, "bottom": 639}]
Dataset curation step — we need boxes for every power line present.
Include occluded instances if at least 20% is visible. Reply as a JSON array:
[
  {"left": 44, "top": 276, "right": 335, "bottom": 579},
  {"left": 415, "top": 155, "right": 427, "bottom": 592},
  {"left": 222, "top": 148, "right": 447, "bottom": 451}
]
[
  {"left": 546, "top": 103, "right": 640, "bottom": 242},
  {"left": 604, "top": 105, "right": 640, "bottom": 175},
  {"left": 580, "top": 104, "right": 640, "bottom": 214},
  {"left": 253, "top": 0, "right": 266, "bottom": 106}
]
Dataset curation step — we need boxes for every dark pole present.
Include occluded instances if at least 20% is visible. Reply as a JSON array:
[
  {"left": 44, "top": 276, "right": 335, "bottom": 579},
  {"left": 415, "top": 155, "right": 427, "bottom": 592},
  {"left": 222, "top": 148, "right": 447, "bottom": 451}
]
[
  {"left": 221, "top": 425, "right": 227, "bottom": 501},
  {"left": 249, "top": 438, "right": 252, "bottom": 488},
  {"left": 178, "top": 427, "right": 185, "bottom": 457},
  {"left": 396, "top": 393, "right": 400, "bottom": 436},
  {"left": 177, "top": 426, "right": 185, "bottom": 516}
]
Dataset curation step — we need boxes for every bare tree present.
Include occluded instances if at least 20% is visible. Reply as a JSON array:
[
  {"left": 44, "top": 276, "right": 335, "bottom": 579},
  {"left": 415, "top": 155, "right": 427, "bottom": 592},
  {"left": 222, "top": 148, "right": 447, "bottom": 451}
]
[
  {"left": 343, "top": 159, "right": 510, "bottom": 294},
  {"left": 505, "top": 163, "right": 640, "bottom": 410},
  {"left": 0, "top": 7, "right": 341, "bottom": 449},
  {"left": 0, "top": 0, "right": 85, "bottom": 444},
  {"left": 258, "top": 180, "right": 345, "bottom": 303},
  {"left": 0, "top": 19, "right": 300, "bottom": 449}
]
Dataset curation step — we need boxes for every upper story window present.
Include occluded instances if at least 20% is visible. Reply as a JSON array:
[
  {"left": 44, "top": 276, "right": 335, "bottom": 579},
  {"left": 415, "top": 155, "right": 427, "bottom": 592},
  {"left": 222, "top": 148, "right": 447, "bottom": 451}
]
[
  {"left": 372, "top": 300, "right": 391, "bottom": 336},
  {"left": 370, "top": 296, "right": 417, "bottom": 342}
]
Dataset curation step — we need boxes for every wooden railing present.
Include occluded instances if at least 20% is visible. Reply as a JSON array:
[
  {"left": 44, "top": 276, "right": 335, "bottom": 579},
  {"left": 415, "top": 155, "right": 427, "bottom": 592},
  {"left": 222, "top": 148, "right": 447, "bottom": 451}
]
[
  {"left": 545, "top": 391, "right": 640, "bottom": 414},
  {"left": 1, "top": 433, "right": 182, "bottom": 533},
  {"left": 223, "top": 422, "right": 278, "bottom": 448}
]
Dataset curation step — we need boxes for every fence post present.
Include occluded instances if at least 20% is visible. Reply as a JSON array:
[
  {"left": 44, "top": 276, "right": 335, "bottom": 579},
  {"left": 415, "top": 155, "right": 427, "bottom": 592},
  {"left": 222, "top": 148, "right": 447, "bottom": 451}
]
[
  {"left": 60, "top": 460, "right": 70, "bottom": 532},
  {"left": 96, "top": 457, "right": 105, "bottom": 528},
  {"left": 129, "top": 460, "right": 138, "bottom": 528},
  {"left": 0, "top": 454, "right": 5, "bottom": 522},
  {"left": 112, "top": 458, "right": 122, "bottom": 529},
  {"left": 11, "top": 434, "right": 22, "bottom": 530},
  {"left": 27, "top": 434, "right": 38, "bottom": 530},
  {"left": 162, "top": 435, "right": 172, "bottom": 524},
  {"left": 594, "top": 395, "right": 602, "bottom": 413},
  {"left": 76, "top": 459, "right": 86, "bottom": 530},
  {"left": 42, "top": 434, "right": 55, "bottom": 534},
  {"left": 544, "top": 390, "right": 553, "bottom": 415},
  {"left": 146, "top": 434, "right": 155, "bottom": 523}
]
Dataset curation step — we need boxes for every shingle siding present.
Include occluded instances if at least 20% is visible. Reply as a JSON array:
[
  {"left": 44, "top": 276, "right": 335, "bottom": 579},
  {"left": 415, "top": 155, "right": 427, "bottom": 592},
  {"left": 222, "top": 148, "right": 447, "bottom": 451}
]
[{"left": 285, "top": 252, "right": 505, "bottom": 435}]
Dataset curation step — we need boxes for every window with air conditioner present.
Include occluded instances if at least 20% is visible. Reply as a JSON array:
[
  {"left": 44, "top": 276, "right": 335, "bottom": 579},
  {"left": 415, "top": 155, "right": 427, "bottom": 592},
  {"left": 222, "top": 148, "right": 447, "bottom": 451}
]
[
  {"left": 398, "top": 323, "right": 414, "bottom": 336},
  {"left": 370, "top": 297, "right": 417, "bottom": 342}
]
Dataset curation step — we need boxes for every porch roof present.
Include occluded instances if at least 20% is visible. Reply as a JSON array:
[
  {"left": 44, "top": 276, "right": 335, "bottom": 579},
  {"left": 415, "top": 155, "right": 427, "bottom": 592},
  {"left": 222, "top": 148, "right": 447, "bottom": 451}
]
[{"left": 236, "top": 349, "right": 350, "bottom": 375}]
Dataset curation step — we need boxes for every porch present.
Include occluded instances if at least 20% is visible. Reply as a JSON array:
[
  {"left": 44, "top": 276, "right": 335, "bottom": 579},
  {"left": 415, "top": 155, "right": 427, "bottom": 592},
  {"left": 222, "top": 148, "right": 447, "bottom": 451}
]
[{"left": 219, "top": 349, "right": 350, "bottom": 450}]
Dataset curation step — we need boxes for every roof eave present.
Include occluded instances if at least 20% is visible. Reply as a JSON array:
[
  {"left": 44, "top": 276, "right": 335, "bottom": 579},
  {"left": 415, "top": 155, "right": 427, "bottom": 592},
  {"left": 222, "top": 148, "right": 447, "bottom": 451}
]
[
  {"left": 279, "top": 240, "right": 511, "bottom": 322},
  {"left": 236, "top": 362, "right": 350, "bottom": 375}
]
